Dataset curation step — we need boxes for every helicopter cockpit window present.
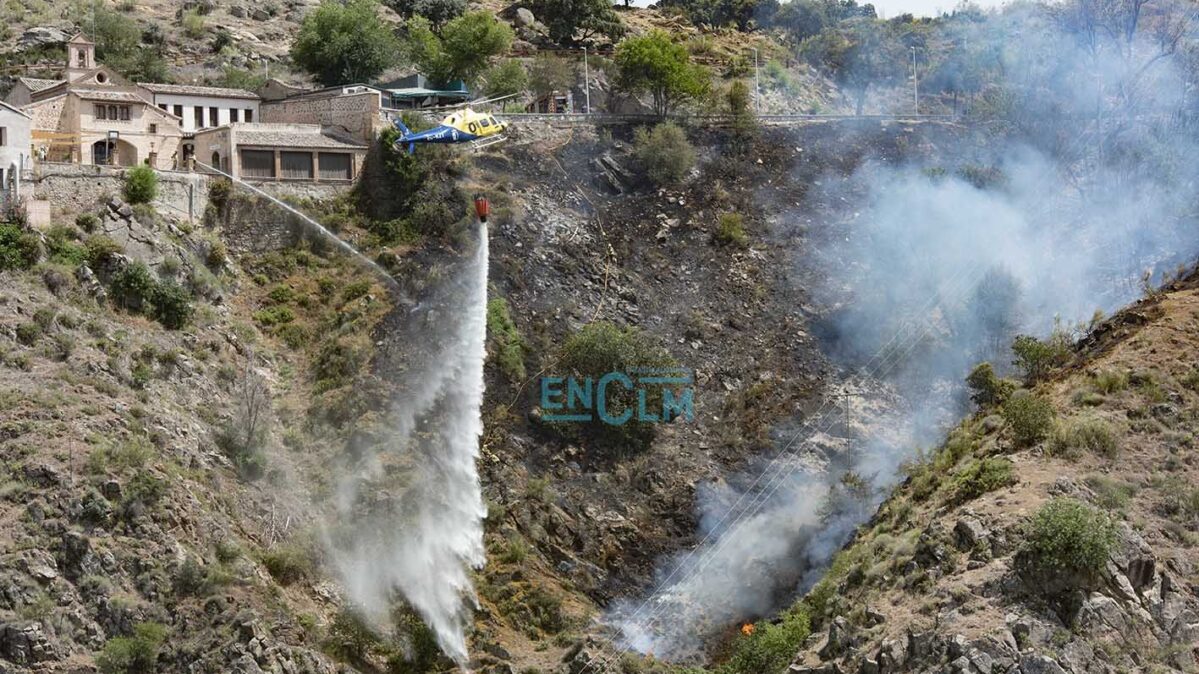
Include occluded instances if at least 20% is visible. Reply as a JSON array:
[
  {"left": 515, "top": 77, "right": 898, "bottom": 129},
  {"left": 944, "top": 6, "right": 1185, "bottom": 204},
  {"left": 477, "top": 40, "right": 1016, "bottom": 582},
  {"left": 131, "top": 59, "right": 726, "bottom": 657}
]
[{"left": 480, "top": 118, "right": 491, "bottom": 128}]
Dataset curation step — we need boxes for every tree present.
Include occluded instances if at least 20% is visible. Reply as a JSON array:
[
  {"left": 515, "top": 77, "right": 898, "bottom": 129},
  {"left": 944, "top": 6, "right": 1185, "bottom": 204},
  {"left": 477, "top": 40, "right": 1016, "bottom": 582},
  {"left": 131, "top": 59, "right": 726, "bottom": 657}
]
[
  {"left": 800, "top": 17, "right": 903, "bottom": 114},
  {"left": 527, "top": 54, "right": 576, "bottom": 98},
  {"left": 771, "top": 0, "right": 828, "bottom": 43},
  {"left": 123, "top": 165, "right": 158, "bottom": 204},
  {"left": 290, "top": 0, "right": 400, "bottom": 87},
  {"left": 529, "top": 0, "right": 625, "bottom": 46},
  {"left": 92, "top": 8, "right": 170, "bottom": 82},
  {"left": 406, "top": 11, "right": 513, "bottom": 86},
  {"left": 384, "top": 0, "right": 465, "bottom": 28},
  {"left": 615, "top": 30, "right": 711, "bottom": 116},
  {"left": 659, "top": 0, "right": 764, "bottom": 30},
  {"left": 482, "top": 59, "right": 528, "bottom": 100},
  {"left": 633, "top": 122, "right": 696, "bottom": 185}
]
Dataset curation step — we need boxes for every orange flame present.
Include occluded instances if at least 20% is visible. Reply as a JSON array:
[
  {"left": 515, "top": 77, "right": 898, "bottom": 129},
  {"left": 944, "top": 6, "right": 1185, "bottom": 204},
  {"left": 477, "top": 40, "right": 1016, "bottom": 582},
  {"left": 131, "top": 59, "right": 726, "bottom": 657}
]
[{"left": 741, "top": 623, "right": 755, "bottom": 636}]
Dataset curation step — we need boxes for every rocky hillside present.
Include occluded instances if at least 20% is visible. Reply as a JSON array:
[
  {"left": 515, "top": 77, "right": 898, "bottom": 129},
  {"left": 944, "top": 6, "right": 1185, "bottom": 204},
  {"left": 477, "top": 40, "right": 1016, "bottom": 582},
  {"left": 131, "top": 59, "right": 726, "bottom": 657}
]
[
  {"left": 788, "top": 275, "right": 1199, "bottom": 674},
  {"left": 0, "top": 114, "right": 977, "bottom": 674}
]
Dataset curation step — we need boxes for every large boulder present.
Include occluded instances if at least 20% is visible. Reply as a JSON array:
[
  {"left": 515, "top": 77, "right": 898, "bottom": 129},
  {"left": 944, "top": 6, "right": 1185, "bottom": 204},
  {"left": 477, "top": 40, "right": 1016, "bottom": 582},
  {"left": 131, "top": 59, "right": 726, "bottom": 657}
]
[
  {"left": 514, "top": 7, "right": 535, "bottom": 26},
  {"left": 18, "top": 26, "right": 69, "bottom": 49}
]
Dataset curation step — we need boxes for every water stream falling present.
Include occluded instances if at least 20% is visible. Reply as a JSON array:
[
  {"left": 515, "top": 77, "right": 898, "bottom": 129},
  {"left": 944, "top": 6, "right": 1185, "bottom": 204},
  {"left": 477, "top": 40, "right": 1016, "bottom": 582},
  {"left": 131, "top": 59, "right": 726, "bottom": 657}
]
[
  {"left": 328, "top": 222, "right": 490, "bottom": 666},
  {"left": 208, "top": 164, "right": 490, "bottom": 663}
]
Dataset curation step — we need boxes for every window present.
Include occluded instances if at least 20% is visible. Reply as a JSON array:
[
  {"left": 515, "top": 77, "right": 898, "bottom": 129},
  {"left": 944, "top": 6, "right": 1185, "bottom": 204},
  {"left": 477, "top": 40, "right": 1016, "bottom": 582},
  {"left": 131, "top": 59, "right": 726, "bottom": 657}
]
[
  {"left": 318, "top": 153, "right": 351, "bottom": 181},
  {"left": 119, "top": 105, "right": 130, "bottom": 120},
  {"left": 149, "top": 123, "right": 157, "bottom": 134},
  {"left": 108, "top": 105, "right": 117, "bottom": 120},
  {"left": 280, "top": 151, "right": 313, "bottom": 180},
  {"left": 194, "top": 106, "right": 203, "bottom": 128},
  {"left": 240, "top": 149, "right": 275, "bottom": 179},
  {"left": 480, "top": 117, "right": 490, "bottom": 128},
  {"left": 173, "top": 104, "right": 183, "bottom": 118},
  {"left": 96, "top": 104, "right": 106, "bottom": 120},
  {"left": 245, "top": 109, "right": 253, "bottom": 123},
  {"left": 230, "top": 108, "right": 239, "bottom": 123},
  {"left": 0, "top": 127, "right": 6, "bottom": 147},
  {"left": 159, "top": 103, "right": 167, "bottom": 111},
  {"left": 209, "top": 107, "right": 218, "bottom": 127}
]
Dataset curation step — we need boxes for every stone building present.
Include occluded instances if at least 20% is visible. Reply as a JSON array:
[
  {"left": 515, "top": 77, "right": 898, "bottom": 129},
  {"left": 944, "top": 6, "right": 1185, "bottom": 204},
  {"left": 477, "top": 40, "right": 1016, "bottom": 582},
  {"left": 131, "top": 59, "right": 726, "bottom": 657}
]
[
  {"left": 259, "top": 84, "right": 390, "bottom": 143},
  {"left": 192, "top": 123, "right": 367, "bottom": 182},
  {"left": 7, "top": 34, "right": 184, "bottom": 169}
]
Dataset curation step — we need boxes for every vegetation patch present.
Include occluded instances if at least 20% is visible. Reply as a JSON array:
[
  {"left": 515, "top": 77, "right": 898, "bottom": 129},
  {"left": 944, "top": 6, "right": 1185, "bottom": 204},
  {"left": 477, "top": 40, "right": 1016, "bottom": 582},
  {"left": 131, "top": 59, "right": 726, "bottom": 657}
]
[
  {"left": 1048, "top": 416, "right": 1119, "bottom": 459},
  {"left": 1020, "top": 497, "right": 1116, "bottom": 585},
  {"left": 96, "top": 621, "right": 168, "bottom": 674},
  {"left": 486, "top": 296, "right": 527, "bottom": 382},
  {"left": 1002, "top": 391, "right": 1055, "bottom": 448},
  {"left": 949, "top": 457, "right": 1015, "bottom": 503}
]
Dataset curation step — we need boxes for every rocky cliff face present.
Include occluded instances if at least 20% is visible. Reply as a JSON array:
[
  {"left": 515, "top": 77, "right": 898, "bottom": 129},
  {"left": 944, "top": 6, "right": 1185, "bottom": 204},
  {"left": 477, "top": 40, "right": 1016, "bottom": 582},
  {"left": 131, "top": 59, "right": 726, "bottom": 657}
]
[{"left": 789, "top": 279, "right": 1199, "bottom": 674}]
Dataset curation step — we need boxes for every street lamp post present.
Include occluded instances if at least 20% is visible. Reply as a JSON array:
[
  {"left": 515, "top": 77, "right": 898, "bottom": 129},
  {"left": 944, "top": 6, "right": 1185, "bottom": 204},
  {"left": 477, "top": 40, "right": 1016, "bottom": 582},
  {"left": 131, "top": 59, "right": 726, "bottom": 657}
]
[
  {"left": 750, "top": 47, "right": 760, "bottom": 114},
  {"left": 911, "top": 47, "right": 919, "bottom": 113},
  {"left": 107, "top": 130, "right": 119, "bottom": 166},
  {"left": 583, "top": 46, "right": 591, "bottom": 114}
]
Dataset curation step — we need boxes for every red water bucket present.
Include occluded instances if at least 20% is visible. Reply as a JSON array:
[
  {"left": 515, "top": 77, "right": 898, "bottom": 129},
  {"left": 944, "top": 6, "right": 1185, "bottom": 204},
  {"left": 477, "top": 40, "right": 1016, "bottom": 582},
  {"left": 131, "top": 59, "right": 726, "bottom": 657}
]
[{"left": 474, "top": 195, "right": 490, "bottom": 223}]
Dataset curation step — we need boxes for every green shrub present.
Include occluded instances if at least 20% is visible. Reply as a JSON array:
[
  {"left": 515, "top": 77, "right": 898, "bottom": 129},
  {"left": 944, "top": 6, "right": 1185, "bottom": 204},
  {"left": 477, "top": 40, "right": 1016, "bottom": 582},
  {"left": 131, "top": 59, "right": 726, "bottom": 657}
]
[
  {"left": 1048, "top": 417, "right": 1118, "bottom": 459},
  {"left": 1002, "top": 391, "right": 1055, "bottom": 448},
  {"left": 713, "top": 212, "right": 747, "bottom": 247},
  {"left": 253, "top": 305, "right": 295, "bottom": 326},
  {"left": 181, "top": 9, "right": 205, "bottom": 38},
  {"left": 966, "top": 362, "right": 1016, "bottom": 406},
  {"left": 0, "top": 222, "right": 41, "bottom": 270},
  {"left": 486, "top": 297, "right": 526, "bottom": 381},
  {"left": 96, "top": 622, "right": 168, "bottom": 674},
  {"left": 552, "top": 322, "right": 678, "bottom": 456},
  {"left": 45, "top": 224, "right": 87, "bottom": 265},
  {"left": 268, "top": 285, "right": 296, "bottom": 304},
  {"left": 341, "top": 280, "right": 372, "bottom": 303},
  {"left": 949, "top": 457, "right": 1015, "bottom": 503},
  {"left": 633, "top": 122, "right": 696, "bottom": 187},
  {"left": 110, "top": 262, "right": 156, "bottom": 312},
  {"left": 1093, "top": 369, "right": 1129, "bottom": 394},
  {"left": 1021, "top": 497, "right": 1116, "bottom": 582},
  {"left": 15, "top": 322, "right": 42, "bottom": 346},
  {"left": 1085, "top": 475, "right": 1137, "bottom": 511},
  {"left": 720, "top": 606, "right": 811, "bottom": 674},
  {"left": 313, "top": 337, "right": 366, "bottom": 389},
  {"left": 261, "top": 544, "right": 314, "bottom": 585},
  {"left": 85, "top": 235, "right": 124, "bottom": 267},
  {"left": 76, "top": 213, "right": 100, "bottom": 232},
  {"left": 151, "top": 281, "right": 193, "bottom": 329},
  {"left": 122, "top": 165, "right": 158, "bottom": 204},
  {"left": 1011, "top": 333, "right": 1071, "bottom": 382},
  {"left": 324, "top": 607, "right": 381, "bottom": 663}
]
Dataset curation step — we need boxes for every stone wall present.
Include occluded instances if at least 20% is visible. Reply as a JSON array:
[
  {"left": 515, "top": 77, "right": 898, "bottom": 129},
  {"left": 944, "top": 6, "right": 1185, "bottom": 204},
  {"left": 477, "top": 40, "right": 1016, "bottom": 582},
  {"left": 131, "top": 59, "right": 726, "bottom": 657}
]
[
  {"left": 259, "top": 91, "right": 384, "bottom": 142},
  {"left": 27, "top": 163, "right": 210, "bottom": 222}
]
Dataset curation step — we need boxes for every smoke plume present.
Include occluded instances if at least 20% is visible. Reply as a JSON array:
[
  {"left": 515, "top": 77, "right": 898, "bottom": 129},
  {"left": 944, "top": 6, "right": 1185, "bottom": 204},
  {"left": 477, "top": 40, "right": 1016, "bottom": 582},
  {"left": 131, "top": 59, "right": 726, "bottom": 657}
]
[{"left": 614, "top": 1, "right": 1199, "bottom": 661}]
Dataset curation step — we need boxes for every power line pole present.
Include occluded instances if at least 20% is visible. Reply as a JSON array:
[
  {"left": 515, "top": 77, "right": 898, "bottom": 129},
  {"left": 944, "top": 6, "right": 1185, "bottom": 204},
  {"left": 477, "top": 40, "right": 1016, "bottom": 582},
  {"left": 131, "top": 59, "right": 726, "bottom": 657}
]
[
  {"left": 911, "top": 47, "right": 919, "bottom": 113},
  {"left": 751, "top": 47, "right": 760, "bottom": 114},
  {"left": 583, "top": 46, "right": 591, "bottom": 114}
]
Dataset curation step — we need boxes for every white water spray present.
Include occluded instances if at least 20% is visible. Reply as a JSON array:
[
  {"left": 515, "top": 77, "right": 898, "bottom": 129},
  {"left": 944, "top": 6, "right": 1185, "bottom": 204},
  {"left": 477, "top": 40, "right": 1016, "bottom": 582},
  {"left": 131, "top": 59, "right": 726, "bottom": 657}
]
[
  {"left": 329, "top": 223, "right": 490, "bottom": 666},
  {"left": 195, "top": 160, "right": 400, "bottom": 290}
]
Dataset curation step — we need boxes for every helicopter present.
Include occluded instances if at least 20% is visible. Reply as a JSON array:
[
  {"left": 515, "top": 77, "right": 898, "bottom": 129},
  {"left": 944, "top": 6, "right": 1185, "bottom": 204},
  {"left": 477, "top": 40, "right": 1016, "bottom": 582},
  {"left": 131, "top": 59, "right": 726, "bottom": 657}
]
[{"left": 390, "top": 95, "right": 515, "bottom": 153}]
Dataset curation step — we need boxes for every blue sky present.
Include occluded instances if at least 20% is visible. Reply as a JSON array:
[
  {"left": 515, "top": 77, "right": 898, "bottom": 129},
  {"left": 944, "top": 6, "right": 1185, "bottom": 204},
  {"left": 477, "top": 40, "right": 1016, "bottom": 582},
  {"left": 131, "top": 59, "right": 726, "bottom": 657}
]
[
  {"left": 870, "top": 0, "right": 1008, "bottom": 17},
  {"left": 630, "top": 0, "right": 1010, "bottom": 18}
]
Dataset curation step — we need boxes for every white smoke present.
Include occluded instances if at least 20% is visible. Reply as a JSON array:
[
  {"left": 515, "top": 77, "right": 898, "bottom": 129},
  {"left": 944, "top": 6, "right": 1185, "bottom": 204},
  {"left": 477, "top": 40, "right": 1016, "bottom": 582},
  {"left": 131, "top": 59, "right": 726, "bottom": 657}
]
[
  {"left": 327, "top": 224, "right": 490, "bottom": 665},
  {"left": 612, "top": 0, "right": 1199, "bottom": 661}
]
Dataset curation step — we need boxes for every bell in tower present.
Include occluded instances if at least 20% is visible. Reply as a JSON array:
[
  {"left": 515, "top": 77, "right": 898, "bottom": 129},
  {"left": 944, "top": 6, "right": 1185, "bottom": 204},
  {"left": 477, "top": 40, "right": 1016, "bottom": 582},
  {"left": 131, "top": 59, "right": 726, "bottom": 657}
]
[{"left": 65, "top": 33, "right": 96, "bottom": 82}]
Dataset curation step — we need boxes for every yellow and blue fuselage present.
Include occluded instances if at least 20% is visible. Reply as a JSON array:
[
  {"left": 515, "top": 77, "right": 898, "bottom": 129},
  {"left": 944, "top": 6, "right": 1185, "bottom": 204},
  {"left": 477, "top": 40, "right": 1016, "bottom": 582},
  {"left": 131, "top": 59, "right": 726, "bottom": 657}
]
[{"left": 392, "top": 108, "right": 507, "bottom": 153}]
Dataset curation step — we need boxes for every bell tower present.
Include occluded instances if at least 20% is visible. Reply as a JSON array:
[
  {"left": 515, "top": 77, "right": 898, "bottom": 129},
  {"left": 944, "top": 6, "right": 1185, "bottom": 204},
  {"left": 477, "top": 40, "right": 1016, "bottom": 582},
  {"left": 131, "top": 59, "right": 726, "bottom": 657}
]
[{"left": 65, "top": 33, "right": 96, "bottom": 82}]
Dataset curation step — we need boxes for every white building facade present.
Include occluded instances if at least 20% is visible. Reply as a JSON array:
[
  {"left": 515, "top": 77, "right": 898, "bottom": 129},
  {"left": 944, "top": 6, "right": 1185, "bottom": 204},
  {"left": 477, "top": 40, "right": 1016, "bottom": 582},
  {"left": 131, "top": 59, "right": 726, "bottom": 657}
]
[
  {"left": 139, "top": 83, "right": 261, "bottom": 133},
  {"left": 0, "top": 100, "right": 32, "bottom": 201}
]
